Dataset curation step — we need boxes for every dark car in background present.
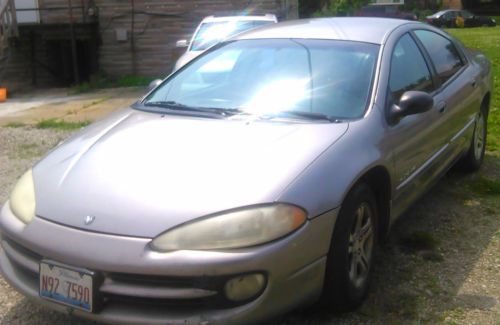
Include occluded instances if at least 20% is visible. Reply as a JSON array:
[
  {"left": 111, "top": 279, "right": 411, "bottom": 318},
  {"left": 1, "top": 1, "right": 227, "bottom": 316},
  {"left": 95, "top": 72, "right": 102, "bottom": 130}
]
[
  {"left": 356, "top": 4, "right": 417, "bottom": 20},
  {"left": 426, "top": 9, "right": 496, "bottom": 27}
]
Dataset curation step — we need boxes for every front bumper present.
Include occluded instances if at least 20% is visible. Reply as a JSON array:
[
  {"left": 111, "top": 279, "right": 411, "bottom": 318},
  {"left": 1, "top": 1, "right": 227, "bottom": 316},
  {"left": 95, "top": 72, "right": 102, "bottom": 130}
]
[{"left": 0, "top": 202, "right": 338, "bottom": 324}]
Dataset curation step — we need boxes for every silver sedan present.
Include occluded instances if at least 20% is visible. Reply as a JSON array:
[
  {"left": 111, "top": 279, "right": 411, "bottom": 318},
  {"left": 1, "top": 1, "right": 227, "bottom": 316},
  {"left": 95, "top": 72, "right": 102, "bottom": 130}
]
[{"left": 0, "top": 18, "right": 492, "bottom": 324}]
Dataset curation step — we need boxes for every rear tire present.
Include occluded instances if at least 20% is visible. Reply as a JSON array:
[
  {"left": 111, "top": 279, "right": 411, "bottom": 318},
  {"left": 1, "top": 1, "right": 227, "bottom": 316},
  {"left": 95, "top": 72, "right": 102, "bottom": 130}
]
[
  {"left": 320, "top": 183, "right": 378, "bottom": 312},
  {"left": 460, "top": 106, "right": 487, "bottom": 172}
]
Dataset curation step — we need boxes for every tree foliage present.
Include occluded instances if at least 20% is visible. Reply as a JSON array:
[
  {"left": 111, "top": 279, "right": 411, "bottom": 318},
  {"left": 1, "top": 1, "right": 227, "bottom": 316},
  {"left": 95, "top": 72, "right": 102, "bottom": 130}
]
[{"left": 313, "top": 0, "right": 371, "bottom": 16}]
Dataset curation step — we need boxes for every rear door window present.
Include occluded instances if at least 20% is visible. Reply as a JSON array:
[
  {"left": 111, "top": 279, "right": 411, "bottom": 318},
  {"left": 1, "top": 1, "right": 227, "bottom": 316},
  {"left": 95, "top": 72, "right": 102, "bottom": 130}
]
[{"left": 414, "top": 30, "right": 464, "bottom": 85}]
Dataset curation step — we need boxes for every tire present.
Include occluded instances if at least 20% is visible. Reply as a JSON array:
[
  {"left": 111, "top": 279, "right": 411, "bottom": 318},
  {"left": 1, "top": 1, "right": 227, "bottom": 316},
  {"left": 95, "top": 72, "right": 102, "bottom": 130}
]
[
  {"left": 320, "top": 183, "right": 378, "bottom": 312},
  {"left": 460, "top": 106, "right": 487, "bottom": 172}
]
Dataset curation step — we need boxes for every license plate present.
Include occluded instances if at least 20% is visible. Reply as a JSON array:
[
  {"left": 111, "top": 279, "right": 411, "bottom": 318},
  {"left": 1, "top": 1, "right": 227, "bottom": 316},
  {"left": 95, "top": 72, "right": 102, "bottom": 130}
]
[{"left": 39, "top": 261, "right": 95, "bottom": 312}]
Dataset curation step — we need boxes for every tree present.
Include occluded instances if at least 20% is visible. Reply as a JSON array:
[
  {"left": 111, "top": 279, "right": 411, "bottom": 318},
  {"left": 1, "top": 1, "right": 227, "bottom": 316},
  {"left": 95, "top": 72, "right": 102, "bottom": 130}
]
[{"left": 313, "top": 0, "right": 371, "bottom": 16}]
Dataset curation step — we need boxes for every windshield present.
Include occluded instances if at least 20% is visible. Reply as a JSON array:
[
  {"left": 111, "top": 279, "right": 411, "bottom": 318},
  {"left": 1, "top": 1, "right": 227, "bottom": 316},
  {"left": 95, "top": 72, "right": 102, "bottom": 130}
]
[
  {"left": 190, "top": 20, "right": 274, "bottom": 51},
  {"left": 145, "top": 39, "right": 379, "bottom": 120}
]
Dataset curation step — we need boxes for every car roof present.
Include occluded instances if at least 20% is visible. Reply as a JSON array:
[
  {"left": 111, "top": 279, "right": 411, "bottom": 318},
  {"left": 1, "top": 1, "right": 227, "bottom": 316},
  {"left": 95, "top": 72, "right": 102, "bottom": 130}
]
[
  {"left": 234, "top": 17, "right": 415, "bottom": 45},
  {"left": 201, "top": 15, "right": 277, "bottom": 23}
]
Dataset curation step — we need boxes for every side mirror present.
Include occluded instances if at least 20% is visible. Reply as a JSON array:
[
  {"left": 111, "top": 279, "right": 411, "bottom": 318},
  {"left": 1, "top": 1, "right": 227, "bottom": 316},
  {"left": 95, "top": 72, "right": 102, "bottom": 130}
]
[
  {"left": 389, "top": 91, "right": 433, "bottom": 124},
  {"left": 176, "top": 40, "right": 188, "bottom": 48},
  {"left": 148, "top": 79, "right": 162, "bottom": 91}
]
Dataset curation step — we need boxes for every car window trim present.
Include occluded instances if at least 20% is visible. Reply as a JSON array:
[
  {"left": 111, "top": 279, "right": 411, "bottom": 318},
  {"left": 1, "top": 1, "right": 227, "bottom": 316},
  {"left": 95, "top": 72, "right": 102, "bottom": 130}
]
[
  {"left": 386, "top": 32, "right": 437, "bottom": 104},
  {"left": 411, "top": 28, "right": 468, "bottom": 95},
  {"left": 408, "top": 30, "right": 440, "bottom": 94}
]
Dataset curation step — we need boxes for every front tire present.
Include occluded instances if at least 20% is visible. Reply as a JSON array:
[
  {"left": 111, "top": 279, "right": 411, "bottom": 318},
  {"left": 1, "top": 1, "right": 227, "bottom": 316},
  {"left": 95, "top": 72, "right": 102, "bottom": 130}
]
[
  {"left": 461, "top": 107, "right": 487, "bottom": 172},
  {"left": 321, "top": 183, "right": 378, "bottom": 312}
]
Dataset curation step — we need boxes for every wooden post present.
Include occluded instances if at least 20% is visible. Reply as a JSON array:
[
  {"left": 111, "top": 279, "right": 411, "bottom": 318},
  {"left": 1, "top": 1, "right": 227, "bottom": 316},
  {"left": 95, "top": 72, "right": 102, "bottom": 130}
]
[
  {"left": 9, "top": 0, "right": 18, "bottom": 37},
  {"left": 80, "top": 0, "right": 86, "bottom": 23},
  {"left": 30, "top": 30, "right": 36, "bottom": 85},
  {"left": 68, "top": 0, "right": 80, "bottom": 84},
  {"left": 130, "top": 0, "right": 136, "bottom": 75}
]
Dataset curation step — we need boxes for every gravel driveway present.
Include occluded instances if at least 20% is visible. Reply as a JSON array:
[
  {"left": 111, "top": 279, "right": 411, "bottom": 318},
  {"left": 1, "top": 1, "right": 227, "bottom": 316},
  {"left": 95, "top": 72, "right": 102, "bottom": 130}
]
[{"left": 0, "top": 126, "right": 498, "bottom": 324}]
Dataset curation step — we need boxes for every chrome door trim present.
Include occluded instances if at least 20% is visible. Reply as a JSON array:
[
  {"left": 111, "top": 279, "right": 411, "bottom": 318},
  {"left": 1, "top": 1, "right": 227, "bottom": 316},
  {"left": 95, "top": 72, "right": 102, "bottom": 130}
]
[{"left": 396, "top": 116, "right": 476, "bottom": 191}]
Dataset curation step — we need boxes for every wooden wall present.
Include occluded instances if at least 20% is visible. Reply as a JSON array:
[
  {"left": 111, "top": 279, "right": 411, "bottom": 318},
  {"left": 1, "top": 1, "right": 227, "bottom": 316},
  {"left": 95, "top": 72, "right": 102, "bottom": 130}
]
[
  {"left": 4, "top": 0, "right": 297, "bottom": 90},
  {"left": 36, "top": 0, "right": 298, "bottom": 79},
  {"left": 4, "top": 28, "right": 61, "bottom": 91}
]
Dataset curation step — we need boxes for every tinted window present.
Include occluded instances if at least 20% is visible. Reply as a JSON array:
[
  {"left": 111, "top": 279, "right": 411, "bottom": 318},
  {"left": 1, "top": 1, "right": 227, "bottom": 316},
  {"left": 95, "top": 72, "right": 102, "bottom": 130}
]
[
  {"left": 146, "top": 39, "right": 379, "bottom": 119},
  {"left": 389, "top": 34, "right": 434, "bottom": 101},
  {"left": 461, "top": 10, "right": 473, "bottom": 19},
  {"left": 444, "top": 11, "right": 457, "bottom": 19},
  {"left": 415, "top": 30, "right": 464, "bottom": 84}
]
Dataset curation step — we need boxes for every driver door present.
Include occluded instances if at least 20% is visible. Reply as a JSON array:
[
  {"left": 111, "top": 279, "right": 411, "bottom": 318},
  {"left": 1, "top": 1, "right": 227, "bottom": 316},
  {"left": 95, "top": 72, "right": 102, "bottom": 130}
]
[{"left": 387, "top": 33, "right": 448, "bottom": 217}]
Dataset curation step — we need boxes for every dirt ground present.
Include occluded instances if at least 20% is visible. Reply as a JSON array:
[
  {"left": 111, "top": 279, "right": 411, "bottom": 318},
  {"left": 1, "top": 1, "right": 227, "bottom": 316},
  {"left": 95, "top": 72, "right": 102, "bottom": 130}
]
[
  {"left": 0, "top": 87, "right": 145, "bottom": 126},
  {"left": 0, "top": 88, "right": 498, "bottom": 324}
]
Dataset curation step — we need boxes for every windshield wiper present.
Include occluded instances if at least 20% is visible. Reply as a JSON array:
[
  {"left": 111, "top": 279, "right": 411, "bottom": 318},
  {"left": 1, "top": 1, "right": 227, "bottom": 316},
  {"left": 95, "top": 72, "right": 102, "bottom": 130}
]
[
  {"left": 144, "top": 101, "right": 217, "bottom": 114},
  {"left": 263, "top": 110, "right": 341, "bottom": 123},
  {"left": 144, "top": 101, "right": 244, "bottom": 117}
]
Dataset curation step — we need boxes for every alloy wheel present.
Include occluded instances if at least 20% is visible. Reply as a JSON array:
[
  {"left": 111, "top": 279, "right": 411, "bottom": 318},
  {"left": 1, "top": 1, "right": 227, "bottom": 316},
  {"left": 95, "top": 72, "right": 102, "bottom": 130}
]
[
  {"left": 474, "top": 112, "right": 485, "bottom": 161},
  {"left": 347, "top": 202, "right": 374, "bottom": 288}
]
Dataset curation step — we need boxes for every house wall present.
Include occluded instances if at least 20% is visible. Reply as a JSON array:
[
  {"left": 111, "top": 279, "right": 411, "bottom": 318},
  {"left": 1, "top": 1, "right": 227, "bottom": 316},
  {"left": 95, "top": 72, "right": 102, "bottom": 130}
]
[
  {"left": 442, "top": 0, "right": 462, "bottom": 9},
  {"left": 27, "top": 0, "right": 297, "bottom": 80},
  {"left": 4, "top": 30, "right": 58, "bottom": 90}
]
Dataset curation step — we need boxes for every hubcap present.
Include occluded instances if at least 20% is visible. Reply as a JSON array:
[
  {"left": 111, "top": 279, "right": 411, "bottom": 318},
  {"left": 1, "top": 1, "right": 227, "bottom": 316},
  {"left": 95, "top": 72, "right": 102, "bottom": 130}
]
[
  {"left": 348, "top": 202, "right": 374, "bottom": 288},
  {"left": 474, "top": 112, "right": 485, "bottom": 160}
]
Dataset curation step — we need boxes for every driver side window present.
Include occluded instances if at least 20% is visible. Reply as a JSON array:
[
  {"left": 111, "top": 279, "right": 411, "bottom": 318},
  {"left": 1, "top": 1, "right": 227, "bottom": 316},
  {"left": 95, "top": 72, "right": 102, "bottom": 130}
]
[{"left": 389, "top": 33, "right": 434, "bottom": 101}]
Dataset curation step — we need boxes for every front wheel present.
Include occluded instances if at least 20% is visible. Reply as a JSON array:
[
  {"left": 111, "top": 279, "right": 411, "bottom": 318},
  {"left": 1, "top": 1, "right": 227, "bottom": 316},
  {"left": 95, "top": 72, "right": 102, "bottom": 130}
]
[
  {"left": 460, "top": 108, "right": 487, "bottom": 172},
  {"left": 321, "top": 183, "right": 378, "bottom": 311}
]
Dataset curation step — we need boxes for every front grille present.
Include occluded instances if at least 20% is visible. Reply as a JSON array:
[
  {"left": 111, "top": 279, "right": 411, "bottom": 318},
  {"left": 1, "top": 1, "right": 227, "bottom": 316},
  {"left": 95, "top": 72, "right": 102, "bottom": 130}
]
[{"left": 1, "top": 237, "right": 261, "bottom": 309}]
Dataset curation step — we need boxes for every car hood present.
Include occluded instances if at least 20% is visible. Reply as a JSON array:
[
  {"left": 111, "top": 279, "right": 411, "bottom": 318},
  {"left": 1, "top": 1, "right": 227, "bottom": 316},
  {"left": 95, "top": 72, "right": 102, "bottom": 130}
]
[{"left": 33, "top": 109, "right": 348, "bottom": 237}]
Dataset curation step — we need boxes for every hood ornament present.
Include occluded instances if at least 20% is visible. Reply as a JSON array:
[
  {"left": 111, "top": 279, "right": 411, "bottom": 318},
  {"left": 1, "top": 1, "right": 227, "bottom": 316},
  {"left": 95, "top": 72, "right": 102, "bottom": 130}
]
[{"left": 84, "top": 215, "right": 96, "bottom": 225}]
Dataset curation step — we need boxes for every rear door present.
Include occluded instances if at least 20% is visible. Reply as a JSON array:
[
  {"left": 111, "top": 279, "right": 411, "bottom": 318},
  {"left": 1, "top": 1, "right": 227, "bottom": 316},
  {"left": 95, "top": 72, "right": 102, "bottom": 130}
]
[{"left": 413, "top": 29, "right": 480, "bottom": 161}]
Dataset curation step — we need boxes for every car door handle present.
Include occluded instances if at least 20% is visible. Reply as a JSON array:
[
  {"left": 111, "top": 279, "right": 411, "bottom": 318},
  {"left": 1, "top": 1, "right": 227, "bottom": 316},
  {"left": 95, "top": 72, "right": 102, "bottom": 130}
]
[
  {"left": 471, "top": 79, "right": 477, "bottom": 88},
  {"left": 437, "top": 102, "right": 447, "bottom": 113}
]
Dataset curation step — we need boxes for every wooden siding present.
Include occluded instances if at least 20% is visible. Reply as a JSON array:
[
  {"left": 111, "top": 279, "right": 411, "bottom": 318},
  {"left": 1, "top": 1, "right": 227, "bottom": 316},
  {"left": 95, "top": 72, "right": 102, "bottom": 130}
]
[
  {"left": 36, "top": 0, "right": 297, "bottom": 78},
  {"left": 4, "top": 0, "right": 297, "bottom": 90},
  {"left": 4, "top": 28, "right": 59, "bottom": 90}
]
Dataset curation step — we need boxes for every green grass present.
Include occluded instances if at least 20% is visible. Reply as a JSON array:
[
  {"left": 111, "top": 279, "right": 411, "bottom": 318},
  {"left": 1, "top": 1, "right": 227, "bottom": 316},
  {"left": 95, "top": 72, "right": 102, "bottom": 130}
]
[
  {"left": 69, "top": 74, "right": 155, "bottom": 94},
  {"left": 116, "top": 75, "right": 155, "bottom": 87},
  {"left": 446, "top": 28, "right": 500, "bottom": 153},
  {"left": 4, "top": 122, "right": 26, "bottom": 128},
  {"left": 469, "top": 176, "right": 500, "bottom": 195},
  {"left": 36, "top": 119, "right": 91, "bottom": 130}
]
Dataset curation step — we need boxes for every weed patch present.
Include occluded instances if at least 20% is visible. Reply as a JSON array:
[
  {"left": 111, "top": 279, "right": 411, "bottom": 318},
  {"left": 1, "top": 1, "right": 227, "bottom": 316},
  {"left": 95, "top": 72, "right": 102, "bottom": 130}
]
[
  {"left": 469, "top": 177, "right": 500, "bottom": 195},
  {"left": 69, "top": 74, "right": 155, "bottom": 94},
  {"left": 10, "top": 143, "right": 43, "bottom": 160},
  {"left": 4, "top": 122, "right": 26, "bottom": 128},
  {"left": 399, "top": 231, "right": 439, "bottom": 252},
  {"left": 36, "top": 119, "right": 91, "bottom": 130}
]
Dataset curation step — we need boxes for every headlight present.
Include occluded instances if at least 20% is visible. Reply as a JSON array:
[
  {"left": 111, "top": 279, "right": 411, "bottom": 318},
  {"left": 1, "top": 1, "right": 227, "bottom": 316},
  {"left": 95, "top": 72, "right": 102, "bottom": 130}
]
[
  {"left": 9, "top": 169, "right": 36, "bottom": 224},
  {"left": 151, "top": 204, "right": 307, "bottom": 251}
]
